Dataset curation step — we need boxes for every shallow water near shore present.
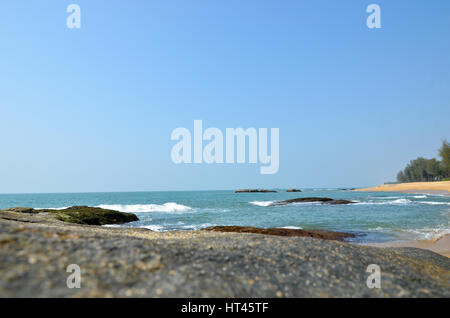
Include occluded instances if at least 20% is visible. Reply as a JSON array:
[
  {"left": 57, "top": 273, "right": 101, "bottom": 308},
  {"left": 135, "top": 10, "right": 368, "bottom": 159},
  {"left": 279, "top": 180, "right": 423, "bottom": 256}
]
[{"left": 0, "top": 189, "right": 449, "bottom": 244}]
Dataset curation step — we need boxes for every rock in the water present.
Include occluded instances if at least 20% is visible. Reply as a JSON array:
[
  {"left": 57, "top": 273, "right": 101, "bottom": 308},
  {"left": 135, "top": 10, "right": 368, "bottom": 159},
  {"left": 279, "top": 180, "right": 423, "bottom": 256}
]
[
  {"left": 286, "top": 189, "right": 302, "bottom": 192},
  {"left": 3, "top": 207, "right": 37, "bottom": 213},
  {"left": 235, "top": 189, "right": 277, "bottom": 193},
  {"left": 272, "top": 197, "right": 355, "bottom": 206},
  {"left": 326, "top": 200, "right": 356, "bottom": 205},
  {"left": 1, "top": 206, "right": 139, "bottom": 225},
  {"left": 203, "top": 226, "right": 355, "bottom": 241}
]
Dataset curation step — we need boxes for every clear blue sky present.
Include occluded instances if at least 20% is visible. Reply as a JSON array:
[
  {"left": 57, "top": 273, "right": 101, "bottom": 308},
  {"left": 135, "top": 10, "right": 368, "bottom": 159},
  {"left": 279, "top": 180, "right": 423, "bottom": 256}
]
[{"left": 1, "top": 0, "right": 449, "bottom": 193}]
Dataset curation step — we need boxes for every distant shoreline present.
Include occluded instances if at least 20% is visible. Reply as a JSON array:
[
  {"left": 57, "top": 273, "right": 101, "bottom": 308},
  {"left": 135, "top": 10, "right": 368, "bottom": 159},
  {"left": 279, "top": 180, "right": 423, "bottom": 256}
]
[
  {"left": 355, "top": 181, "right": 450, "bottom": 196},
  {"left": 357, "top": 181, "right": 450, "bottom": 257}
]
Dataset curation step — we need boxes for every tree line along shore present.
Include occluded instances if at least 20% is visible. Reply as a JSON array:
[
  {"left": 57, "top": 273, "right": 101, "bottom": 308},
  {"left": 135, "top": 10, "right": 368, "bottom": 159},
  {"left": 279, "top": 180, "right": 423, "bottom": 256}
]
[{"left": 396, "top": 140, "right": 450, "bottom": 183}]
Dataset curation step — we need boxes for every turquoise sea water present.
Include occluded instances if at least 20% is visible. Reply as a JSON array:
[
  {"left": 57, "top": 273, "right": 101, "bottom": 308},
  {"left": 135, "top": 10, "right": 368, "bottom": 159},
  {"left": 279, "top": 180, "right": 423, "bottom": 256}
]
[{"left": 0, "top": 189, "right": 449, "bottom": 243}]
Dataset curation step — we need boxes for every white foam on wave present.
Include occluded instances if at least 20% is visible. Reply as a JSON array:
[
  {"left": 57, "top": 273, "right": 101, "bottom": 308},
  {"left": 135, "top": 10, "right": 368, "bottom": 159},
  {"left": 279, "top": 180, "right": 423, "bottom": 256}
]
[
  {"left": 278, "top": 226, "right": 303, "bottom": 230},
  {"left": 400, "top": 227, "right": 450, "bottom": 241},
  {"left": 35, "top": 206, "right": 70, "bottom": 210},
  {"left": 140, "top": 225, "right": 165, "bottom": 231},
  {"left": 250, "top": 200, "right": 323, "bottom": 207},
  {"left": 371, "top": 196, "right": 401, "bottom": 199},
  {"left": 389, "top": 198, "right": 412, "bottom": 204},
  {"left": 369, "top": 225, "right": 450, "bottom": 241},
  {"left": 181, "top": 223, "right": 215, "bottom": 230},
  {"left": 96, "top": 203, "right": 193, "bottom": 213},
  {"left": 249, "top": 201, "right": 275, "bottom": 207},
  {"left": 356, "top": 198, "right": 450, "bottom": 206},
  {"left": 412, "top": 195, "right": 427, "bottom": 199},
  {"left": 417, "top": 201, "right": 450, "bottom": 206},
  {"left": 355, "top": 198, "right": 412, "bottom": 205}
]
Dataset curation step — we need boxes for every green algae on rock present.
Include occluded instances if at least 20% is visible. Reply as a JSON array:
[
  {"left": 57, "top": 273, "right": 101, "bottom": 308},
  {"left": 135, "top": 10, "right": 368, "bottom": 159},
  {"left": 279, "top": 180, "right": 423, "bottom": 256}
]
[
  {"left": 1, "top": 206, "right": 139, "bottom": 225},
  {"left": 2, "top": 207, "right": 37, "bottom": 214},
  {"left": 203, "top": 225, "right": 355, "bottom": 241}
]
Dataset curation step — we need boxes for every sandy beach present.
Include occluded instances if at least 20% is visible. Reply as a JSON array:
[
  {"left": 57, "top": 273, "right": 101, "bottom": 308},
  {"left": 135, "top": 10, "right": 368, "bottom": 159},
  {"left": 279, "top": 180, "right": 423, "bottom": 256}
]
[
  {"left": 355, "top": 181, "right": 450, "bottom": 196},
  {"left": 368, "top": 234, "right": 450, "bottom": 258},
  {"left": 357, "top": 181, "right": 450, "bottom": 257}
]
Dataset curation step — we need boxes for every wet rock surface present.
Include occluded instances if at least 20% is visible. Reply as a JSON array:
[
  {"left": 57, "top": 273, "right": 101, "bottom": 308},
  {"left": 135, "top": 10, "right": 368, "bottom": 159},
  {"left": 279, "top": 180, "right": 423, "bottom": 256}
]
[
  {"left": 5, "top": 206, "right": 139, "bottom": 225},
  {"left": 286, "top": 189, "right": 302, "bottom": 192},
  {"left": 203, "top": 226, "right": 355, "bottom": 241},
  {"left": 235, "top": 189, "right": 278, "bottom": 193},
  {"left": 272, "top": 197, "right": 356, "bottom": 206},
  {"left": 0, "top": 208, "right": 448, "bottom": 297}
]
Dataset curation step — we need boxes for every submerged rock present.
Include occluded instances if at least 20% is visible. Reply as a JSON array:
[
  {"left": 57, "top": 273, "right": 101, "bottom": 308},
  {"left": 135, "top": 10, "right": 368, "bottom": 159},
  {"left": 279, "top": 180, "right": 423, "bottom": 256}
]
[
  {"left": 203, "top": 226, "right": 355, "bottom": 241},
  {"left": 1, "top": 206, "right": 138, "bottom": 225},
  {"left": 235, "top": 189, "right": 278, "bottom": 193},
  {"left": 272, "top": 197, "right": 355, "bottom": 206},
  {"left": 325, "top": 199, "right": 356, "bottom": 205}
]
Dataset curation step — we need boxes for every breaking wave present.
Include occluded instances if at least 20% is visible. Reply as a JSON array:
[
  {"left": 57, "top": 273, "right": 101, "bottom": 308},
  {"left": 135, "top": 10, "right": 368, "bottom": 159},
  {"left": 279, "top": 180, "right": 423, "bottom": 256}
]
[
  {"left": 96, "top": 203, "right": 193, "bottom": 213},
  {"left": 181, "top": 223, "right": 215, "bottom": 230},
  {"left": 35, "top": 207, "right": 70, "bottom": 210},
  {"left": 417, "top": 201, "right": 450, "bottom": 206},
  {"left": 356, "top": 198, "right": 450, "bottom": 206},
  {"left": 369, "top": 226, "right": 450, "bottom": 241},
  {"left": 278, "top": 226, "right": 303, "bottom": 230},
  {"left": 355, "top": 198, "right": 412, "bottom": 205},
  {"left": 140, "top": 224, "right": 165, "bottom": 231},
  {"left": 249, "top": 201, "right": 275, "bottom": 207}
]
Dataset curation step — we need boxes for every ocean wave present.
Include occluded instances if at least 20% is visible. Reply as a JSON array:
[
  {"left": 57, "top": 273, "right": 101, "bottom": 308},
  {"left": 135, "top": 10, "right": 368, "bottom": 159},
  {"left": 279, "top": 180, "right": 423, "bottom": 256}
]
[
  {"left": 411, "top": 195, "right": 427, "bottom": 199},
  {"left": 35, "top": 206, "right": 70, "bottom": 210},
  {"left": 355, "top": 198, "right": 412, "bottom": 205},
  {"left": 370, "top": 196, "right": 401, "bottom": 199},
  {"left": 369, "top": 226, "right": 450, "bottom": 241},
  {"left": 356, "top": 198, "right": 450, "bottom": 206},
  {"left": 181, "top": 223, "right": 215, "bottom": 230},
  {"left": 278, "top": 226, "right": 303, "bottom": 230},
  {"left": 249, "top": 201, "right": 275, "bottom": 207},
  {"left": 417, "top": 201, "right": 450, "bottom": 206},
  {"left": 96, "top": 203, "right": 193, "bottom": 213},
  {"left": 102, "top": 224, "right": 122, "bottom": 228},
  {"left": 140, "top": 225, "right": 165, "bottom": 231},
  {"left": 250, "top": 200, "right": 324, "bottom": 207},
  {"left": 387, "top": 198, "right": 411, "bottom": 204},
  {"left": 399, "top": 227, "right": 450, "bottom": 241}
]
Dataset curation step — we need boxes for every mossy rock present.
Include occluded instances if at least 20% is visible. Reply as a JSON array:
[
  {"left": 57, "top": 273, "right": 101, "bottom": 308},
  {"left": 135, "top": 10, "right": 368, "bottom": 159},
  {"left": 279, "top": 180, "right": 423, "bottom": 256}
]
[
  {"left": 2, "top": 207, "right": 37, "bottom": 213},
  {"left": 3, "top": 206, "right": 139, "bottom": 225},
  {"left": 52, "top": 206, "right": 139, "bottom": 225}
]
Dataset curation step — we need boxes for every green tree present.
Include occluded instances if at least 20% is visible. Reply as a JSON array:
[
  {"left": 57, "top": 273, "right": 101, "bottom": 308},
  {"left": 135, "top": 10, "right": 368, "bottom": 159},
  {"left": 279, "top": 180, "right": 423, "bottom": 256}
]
[
  {"left": 397, "top": 171, "right": 406, "bottom": 183},
  {"left": 439, "top": 140, "right": 450, "bottom": 177},
  {"left": 397, "top": 157, "right": 444, "bottom": 182},
  {"left": 396, "top": 140, "right": 450, "bottom": 182},
  {"left": 425, "top": 158, "right": 443, "bottom": 180}
]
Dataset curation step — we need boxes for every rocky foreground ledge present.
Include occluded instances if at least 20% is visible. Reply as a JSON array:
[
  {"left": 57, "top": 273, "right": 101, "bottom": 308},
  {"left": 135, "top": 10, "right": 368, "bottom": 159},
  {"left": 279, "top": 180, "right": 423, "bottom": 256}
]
[{"left": 0, "top": 207, "right": 449, "bottom": 297}]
